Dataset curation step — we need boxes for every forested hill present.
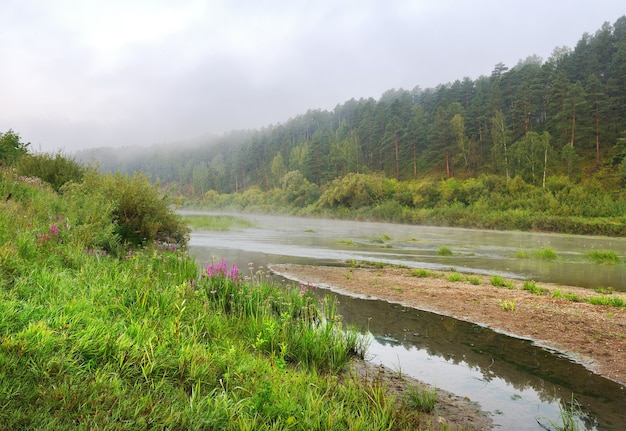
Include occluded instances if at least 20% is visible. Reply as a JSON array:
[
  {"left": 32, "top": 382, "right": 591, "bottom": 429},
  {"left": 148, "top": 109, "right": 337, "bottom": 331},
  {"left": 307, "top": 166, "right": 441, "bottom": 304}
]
[{"left": 78, "top": 16, "right": 626, "bottom": 197}]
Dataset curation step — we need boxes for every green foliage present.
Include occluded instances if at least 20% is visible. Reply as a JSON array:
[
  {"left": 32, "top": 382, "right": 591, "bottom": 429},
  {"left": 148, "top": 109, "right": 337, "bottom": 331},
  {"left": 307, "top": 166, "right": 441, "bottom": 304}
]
[
  {"left": 411, "top": 268, "right": 431, "bottom": 278},
  {"left": 404, "top": 383, "right": 437, "bottom": 412},
  {"left": 537, "top": 394, "right": 585, "bottom": 431},
  {"left": 586, "top": 250, "right": 620, "bottom": 264},
  {"left": 184, "top": 214, "right": 255, "bottom": 231},
  {"left": 317, "top": 173, "right": 385, "bottom": 209},
  {"left": 0, "top": 129, "right": 29, "bottom": 164},
  {"left": 72, "top": 18, "right": 626, "bottom": 237},
  {"left": 280, "top": 170, "right": 320, "bottom": 207},
  {"left": 499, "top": 299, "right": 516, "bottom": 311},
  {"left": 490, "top": 275, "right": 507, "bottom": 287},
  {"left": 0, "top": 174, "right": 419, "bottom": 430},
  {"left": 447, "top": 272, "right": 463, "bottom": 282},
  {"left": 103, "top": 172, "right": 189, "bottom": 247},
  {"left": 534, "top": 247, "right": 558, "bottom": 260},
  {"left": 586, "top": 295, "right": 626, "bottom": 308},
  {"left": 17, "top": 151, "right": 85, "bottom": 192},
  {"left": 523, "top": 280, "right": 549, "bottom": 295},
  {"left": 438, "top": 246, "right": 453, "bottom": 256},
  {"left": 552, "top": 290, "right": 581, "bottom": 302}
]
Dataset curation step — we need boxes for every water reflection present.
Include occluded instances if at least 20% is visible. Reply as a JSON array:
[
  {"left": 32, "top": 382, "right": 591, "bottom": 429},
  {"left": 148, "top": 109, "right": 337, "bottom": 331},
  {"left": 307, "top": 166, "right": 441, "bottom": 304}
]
[
  {"left": 185, "top": 212, "right": 626, "bottom": 430},
  {"left": 185, "top": 212, "right": 626, "bottom": 291},
  {"left": 321, "top": 291, "right": 625, "bottom": 430}
]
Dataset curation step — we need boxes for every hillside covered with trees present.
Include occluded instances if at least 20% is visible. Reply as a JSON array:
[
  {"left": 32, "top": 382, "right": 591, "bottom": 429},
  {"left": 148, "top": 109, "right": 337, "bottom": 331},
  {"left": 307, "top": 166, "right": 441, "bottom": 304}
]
[{"left": 77, "top": 16, "right": 626, "bottom": 235}]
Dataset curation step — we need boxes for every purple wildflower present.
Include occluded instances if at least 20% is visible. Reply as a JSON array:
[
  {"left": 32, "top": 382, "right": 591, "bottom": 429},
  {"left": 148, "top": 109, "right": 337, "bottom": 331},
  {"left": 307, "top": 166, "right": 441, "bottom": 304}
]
[{"left": 49, "top": 224, "right": 59, "bottom": 237}]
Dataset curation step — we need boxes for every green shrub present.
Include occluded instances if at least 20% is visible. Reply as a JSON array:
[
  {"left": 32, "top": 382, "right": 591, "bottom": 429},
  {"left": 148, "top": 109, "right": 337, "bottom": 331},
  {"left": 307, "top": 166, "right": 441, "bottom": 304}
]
[
  {"left": 105, "top": 172, "right": 189, "bottom": 247},
  {"left": 61, "top": 171, "right": 189, "bottom": 250},
  {"left": 17, "top": 152, "right": 85, "bottom": 192},
  {"left": 0, "top": 129, "right": 29, "bottom": 164}
]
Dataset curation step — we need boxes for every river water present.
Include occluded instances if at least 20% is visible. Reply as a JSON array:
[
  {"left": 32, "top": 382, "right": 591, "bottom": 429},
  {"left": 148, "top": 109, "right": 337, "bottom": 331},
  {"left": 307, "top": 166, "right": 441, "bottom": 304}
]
[{"left": 185, "top": 212, "right": 626, "bottom": 430}]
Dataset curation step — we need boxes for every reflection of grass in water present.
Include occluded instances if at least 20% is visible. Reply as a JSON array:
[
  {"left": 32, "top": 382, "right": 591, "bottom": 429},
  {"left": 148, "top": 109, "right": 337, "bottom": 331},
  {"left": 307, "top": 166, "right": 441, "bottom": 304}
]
[
  {"left": 184, "top": 215, "right": 255, "bottom": 231},
  {"left": 337, "top": 238, "right": 354, "bottom": 246}
]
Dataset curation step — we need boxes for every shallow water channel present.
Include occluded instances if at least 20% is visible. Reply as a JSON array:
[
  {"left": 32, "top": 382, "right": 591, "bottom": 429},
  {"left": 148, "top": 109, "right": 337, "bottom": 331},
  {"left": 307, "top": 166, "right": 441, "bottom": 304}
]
[{"left": 185, "top": 212, "right": 626, "bottom": 430}]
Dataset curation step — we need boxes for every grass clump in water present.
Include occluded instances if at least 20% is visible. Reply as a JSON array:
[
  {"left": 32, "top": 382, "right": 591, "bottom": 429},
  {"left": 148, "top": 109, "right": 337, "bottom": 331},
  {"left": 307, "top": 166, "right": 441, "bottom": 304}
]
[
  {"left": 586, "top": 250, "right": 619, "bottom": 264},
  {"left": 438, "top": 246, "right": 453, "bottom": 256},
  {"left": 184, "top": 214, "right": 255, "bottom": 231},
  {"left": 533, "top": 247, "right": 558, "bottom": 260}
]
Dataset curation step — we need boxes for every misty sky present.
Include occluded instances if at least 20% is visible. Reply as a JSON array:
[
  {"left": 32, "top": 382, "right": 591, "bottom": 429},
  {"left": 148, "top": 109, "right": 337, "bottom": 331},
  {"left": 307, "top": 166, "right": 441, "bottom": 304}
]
[{"left": 1, "top": 1, "right": 624, "bottom": 153}]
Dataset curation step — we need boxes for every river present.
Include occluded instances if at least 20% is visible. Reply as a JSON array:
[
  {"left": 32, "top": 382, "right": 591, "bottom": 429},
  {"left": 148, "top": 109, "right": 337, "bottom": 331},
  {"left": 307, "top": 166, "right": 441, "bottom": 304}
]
[{"left": 185, "top": 211, "right": 626, "bottom": 430}]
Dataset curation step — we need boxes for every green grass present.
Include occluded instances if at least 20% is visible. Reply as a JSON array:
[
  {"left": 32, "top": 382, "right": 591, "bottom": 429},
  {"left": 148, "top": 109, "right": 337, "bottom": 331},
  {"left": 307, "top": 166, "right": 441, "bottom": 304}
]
[
  {"left": 515, "top": 247, "right": 558, "bottom": 260},
  {"left": 552, "top": 289, "right": 581, "bottom": 302},
  {"left": 467, "top": 276, "right": 481, "bottom": 285},
  {"left": 0, "top": 169, "right": 425, "bottom": 430},
  {"left": 437, "top": 246, "right": 453, "bottom": 256},
  {"left": 537, "top": 394, "right": 585, "bottom": 431},
  {"left": 411, "top": 268, "right": 432, "bottom": 278},
  {"left": 586, "top": 250, "right": 620, "bottom": 264},
  {"left": 490, "top": 275, "right": 513, "bottom": 288},
  {"left": 586, "top": 295, "right": 626, "bottom": 308},
  {"left": 499, "top": 299, "right": 516, "bottom": 311},
  {"left": 523, "top": 280, "right": 549, "bottom": 295},
  {"left": 184, "top": 214, "right": 255, "bottom": 230},
  {"left": 447, "top": 272, "right": 463, "bottom": 282},
  {"left": 404, "top": 383, "right": 437, "bottom": 413},
  {"left": 533, "top": 247, "right": 558, "bottom": 260}
]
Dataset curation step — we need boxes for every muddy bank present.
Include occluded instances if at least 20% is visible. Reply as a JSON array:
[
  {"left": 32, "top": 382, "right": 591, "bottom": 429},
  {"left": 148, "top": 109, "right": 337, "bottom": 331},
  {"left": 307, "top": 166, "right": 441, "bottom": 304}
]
[{"left": 270, "top": 264, "right": 626, "bottom": 386}]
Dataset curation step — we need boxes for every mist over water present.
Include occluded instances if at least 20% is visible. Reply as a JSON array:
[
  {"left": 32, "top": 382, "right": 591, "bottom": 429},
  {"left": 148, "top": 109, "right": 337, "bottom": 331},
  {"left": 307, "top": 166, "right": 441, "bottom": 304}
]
[{"left": 187, "top": 212, "right": 626, "bottom": 430}]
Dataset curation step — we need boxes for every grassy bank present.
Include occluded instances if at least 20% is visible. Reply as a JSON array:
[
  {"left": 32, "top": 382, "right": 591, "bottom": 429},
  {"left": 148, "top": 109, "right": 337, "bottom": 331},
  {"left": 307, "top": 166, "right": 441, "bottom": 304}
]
[
  {"left": 0, "top": 169, "right": 430, "bottom": 430},
  {"left": 184, "top": 174, "right": 626, "bottom": 237}
]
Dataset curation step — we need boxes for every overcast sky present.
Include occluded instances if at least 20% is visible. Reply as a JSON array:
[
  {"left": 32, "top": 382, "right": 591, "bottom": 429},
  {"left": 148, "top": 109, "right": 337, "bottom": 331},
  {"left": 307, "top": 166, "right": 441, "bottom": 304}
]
[{"left": 1, "top": 1, "right": 624, "bottom": 152}]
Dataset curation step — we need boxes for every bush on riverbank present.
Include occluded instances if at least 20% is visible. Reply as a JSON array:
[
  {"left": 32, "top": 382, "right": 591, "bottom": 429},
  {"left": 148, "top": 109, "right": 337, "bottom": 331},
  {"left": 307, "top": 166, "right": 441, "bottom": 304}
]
[
  {"left": 185, "top": 173, "right": 626, "bottom": 236},
  {"left": 0, "top": 169, "right": 424, "bottom": 429}
]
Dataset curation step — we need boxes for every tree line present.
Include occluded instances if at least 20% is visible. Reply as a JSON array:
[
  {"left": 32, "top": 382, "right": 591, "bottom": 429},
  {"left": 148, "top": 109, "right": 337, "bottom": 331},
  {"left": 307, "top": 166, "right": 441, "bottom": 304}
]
[{"left": 78, "top": 16, "right": 626, "bottom": 199}]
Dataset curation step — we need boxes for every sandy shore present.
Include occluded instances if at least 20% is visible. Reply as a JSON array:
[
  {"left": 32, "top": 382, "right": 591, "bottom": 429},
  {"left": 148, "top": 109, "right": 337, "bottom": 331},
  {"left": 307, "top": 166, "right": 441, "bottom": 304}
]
[{"left": 270, "top": 263, "right": 626, "bottom": 386}]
